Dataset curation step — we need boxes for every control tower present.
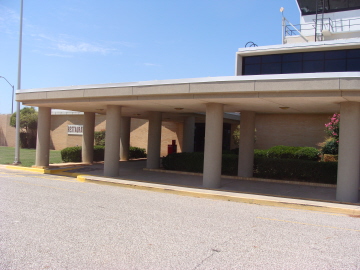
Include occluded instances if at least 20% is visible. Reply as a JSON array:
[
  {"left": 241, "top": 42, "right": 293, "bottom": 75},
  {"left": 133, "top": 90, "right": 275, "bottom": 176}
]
[{"left": 284, "top": 0, "right": 360, "bottom": 43}]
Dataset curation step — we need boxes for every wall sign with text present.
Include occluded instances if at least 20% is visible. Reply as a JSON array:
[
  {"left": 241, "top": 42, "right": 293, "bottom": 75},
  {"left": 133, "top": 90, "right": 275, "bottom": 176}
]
[{"left": 68, "top": 125, "right": 83, "bottom": 135}]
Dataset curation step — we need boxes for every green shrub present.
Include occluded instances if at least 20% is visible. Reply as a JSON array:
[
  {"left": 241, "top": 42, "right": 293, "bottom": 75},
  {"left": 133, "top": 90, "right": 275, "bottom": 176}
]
[
  {"left": 93, "top": 145, "right": 105, "bottom": 161},
  {"left": 254, "top": 149, "right": 267, "bottom": 158},
  {"left": 254, "top": 157, "right": 337, "bottom": 184},
  {"left": 294, "top": 147, "right": 320, "bottom": 161},
  {"left": 321, "top": 138, "right": 338, "bottom": 155},
  {"left": 61, "top": 146, "right": 82, "bottom": 162},
  {"left": 162, "top": 152, "right": 204, "bottom": 172},
  {"left": 266, "top": 145, "right": 302, "bottom": 159},
  {"left": 94, "top": 130, "right": 105, "bottom": 146},
  {"left": 129, "top": 146, "right": 147, "bottom": 159},
  {"left": 221, "top": 154, "right": 238, "bottom": 175}
]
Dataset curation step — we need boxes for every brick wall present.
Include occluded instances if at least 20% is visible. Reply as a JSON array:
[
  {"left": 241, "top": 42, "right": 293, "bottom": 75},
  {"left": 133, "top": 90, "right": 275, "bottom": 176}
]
[
  {"left": 254, "top": 113, "right": 330, "bottom": 149},
  {"left": 0, "top": 114, "right": 15, "bottom": 147}
]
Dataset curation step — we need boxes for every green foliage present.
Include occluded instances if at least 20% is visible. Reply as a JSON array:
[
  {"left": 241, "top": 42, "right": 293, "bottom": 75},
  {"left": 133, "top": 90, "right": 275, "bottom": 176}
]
[
  {"left": 129, "top": 146, "right": 147, "bottom": 159},
  {"left": 10, "top": 107, "right": 38, "bottom": 149},
  {"left": 93, "top": 145, "right": 105, "bottom": 161},
  {"left": 254, "top": 157, "right": 337, "bottom": 184},
  {"left": 61, "top": 146, "right": 82, "bottom": 162},
  {"left": 10, "top": 107, "right": 38, "bottom": 132},
  {"left": 94, "top": 130, "right": 105, "bottom": 146},
  {"left": 321, "top": 138, "right": 338, "bottom": 155},
  {"left": 232, "top": 125, "right": 240, "bottom": 146},
  {"left": 266, "top": 145, "right": 302, "bottom": 159},
  {"left": 162, "top": 152, "right": 204, "bottom": 173},
  {"left": 162, "top": 150, "right": 336, "bottom": 184},
  {"left": 294, "top": 147, "right": 320, "bottom": 161}
]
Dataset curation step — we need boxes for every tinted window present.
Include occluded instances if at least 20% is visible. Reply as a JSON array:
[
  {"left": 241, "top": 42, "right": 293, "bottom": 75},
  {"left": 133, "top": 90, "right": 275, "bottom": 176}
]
[
  {"left": 261, "top": 63, "right": 281, "bottom": 74},
  {"left": 243, "top": 64, "right": 261, "bottom": 75},
  {"left": 348, "top": 49, "right": 360, "bottom": 58},
  {"left": 325, "top": 50, "right": 347, "bottom": 59},
  {"left": 303, "top": 51, "right": 324, "bottom": 61},
  {"left": 282, "top": 62, "right": 302, "bottom": 74},
  {"left": 282, "top": 53, "right": 302, "bottom": 62},
  {"left": 325, "top": 59, "right": 347, "bottom": 72},
  {"left": 302, "top": 61, "right": 325, "bottom": 73},
  {"left": 262, "top": 54, "right": 282, "bottom": 63},
  {"left": 244, "top": 56, "right": 261, "bottom": 65},
  {"left": 347, "top": 59, "right": 360, "bottom": 71}
]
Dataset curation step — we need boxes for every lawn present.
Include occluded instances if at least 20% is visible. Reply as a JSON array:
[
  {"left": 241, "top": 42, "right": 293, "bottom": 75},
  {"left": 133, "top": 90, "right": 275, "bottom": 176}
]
[{"left": 0, "top": 146, "right": 62, "bottom": 167}]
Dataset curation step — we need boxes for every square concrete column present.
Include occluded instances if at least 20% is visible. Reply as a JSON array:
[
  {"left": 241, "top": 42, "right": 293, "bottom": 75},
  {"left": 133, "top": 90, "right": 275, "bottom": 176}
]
[
  {"left": 146, "top": 111, "right": 162, "bottom": 169},
  {"left": 104, "top": 105, "right": 122, "bottom": 177},
  {"left": 203, "top": 103, "right": 224, "bottom": 188},
  {"left": 120, "top": 116, "right": 131, "bottom": 161},
  {"left": 182, "top": 116, "right": 195, "bottom": 152},
  {"left": 82, "top": 112, "right": 95, "bottom": 164},
  {"left": 336, "top": 102, "right": 360, "bottom": 203},
  {"left": 35, "top": 107, "right": 51, "bottom": 167},
  {"left": 238, "top": 111, "right": 256, "bottom": 178}
]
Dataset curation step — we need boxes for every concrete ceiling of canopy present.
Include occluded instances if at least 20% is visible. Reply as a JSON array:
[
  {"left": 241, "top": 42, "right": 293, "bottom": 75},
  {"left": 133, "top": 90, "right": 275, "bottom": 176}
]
[{"left": 17, "top": 73, "right": 360, "bottom": 117}]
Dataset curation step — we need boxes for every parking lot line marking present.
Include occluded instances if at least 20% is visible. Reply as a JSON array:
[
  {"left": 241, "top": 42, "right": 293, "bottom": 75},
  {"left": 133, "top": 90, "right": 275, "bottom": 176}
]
[
  {"left": 13, "top": 180, "right": 86, "bottom": 193},
  {"left": 257, "top": 217, "right": 360, "bottom": 232}
]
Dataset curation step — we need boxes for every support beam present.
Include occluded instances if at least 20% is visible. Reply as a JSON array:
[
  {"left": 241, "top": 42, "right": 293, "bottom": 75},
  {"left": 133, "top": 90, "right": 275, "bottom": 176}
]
[
  {"left": 183, "top": 116, "right": 195, "bottom": 152},
  {"left": 203, "top": 103, "right": 224, "bottom": 188},
  {"left": 120, "top": 116, "right": 131, "bottom": 161},
  {"left": 336, "top": 102, "right": 360, "bottom": 203},
  {"left": 104, "top": 105, "right": 121, "bottom": 177},
  {"left": 82, "top": 112, "right": 95, "bottom": 164},
  {"left": 35, "top": 107, "right": 51, "bottom": 167},
  {"left": 238, "top": 111, "right": 256, "bottom": 178},
  {"left": 146, "top": 111, "right": 162, "bottom": 169}
]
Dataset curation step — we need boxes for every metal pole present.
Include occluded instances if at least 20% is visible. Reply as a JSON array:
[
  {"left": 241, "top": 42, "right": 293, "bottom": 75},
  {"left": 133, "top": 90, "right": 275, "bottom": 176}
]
[{"left": 14, "top": 0, "right": 23, "bottom": 165}]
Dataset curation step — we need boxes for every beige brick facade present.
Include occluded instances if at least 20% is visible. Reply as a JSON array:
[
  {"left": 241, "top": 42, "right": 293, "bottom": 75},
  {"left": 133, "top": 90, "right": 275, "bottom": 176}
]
[
  {"left": 0, "top": 113, "right": 331, "bottom": 153},
  {"left": 0, "top": 114, "right": 15, "bottom": 147},
  {"left": 49, "top": 114, "right": 182, "bottom": 156},
  {"left": 254, "top": 113, "right": 331, "bottom": 149}
]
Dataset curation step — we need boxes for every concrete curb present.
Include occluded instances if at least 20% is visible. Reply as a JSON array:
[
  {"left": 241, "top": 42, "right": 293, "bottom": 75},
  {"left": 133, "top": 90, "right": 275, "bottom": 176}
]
[
  {"left": 77, "top": 175, "right": 360, "bottom": 216},
  {"left": 4, "top": 165, "right": 360, "bottom": 215}
]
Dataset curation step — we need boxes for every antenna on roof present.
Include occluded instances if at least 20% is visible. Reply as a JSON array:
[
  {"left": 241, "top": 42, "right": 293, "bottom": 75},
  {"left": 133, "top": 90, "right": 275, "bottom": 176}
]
[{"left": 245, "top": 41, "right": 258, "bottom": 47}]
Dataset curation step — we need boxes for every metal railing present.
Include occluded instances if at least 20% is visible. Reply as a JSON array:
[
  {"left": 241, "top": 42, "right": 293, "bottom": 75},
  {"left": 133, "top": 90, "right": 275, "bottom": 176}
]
[{"left": 285, "top": 16, "right": 360, "bottom": 37}]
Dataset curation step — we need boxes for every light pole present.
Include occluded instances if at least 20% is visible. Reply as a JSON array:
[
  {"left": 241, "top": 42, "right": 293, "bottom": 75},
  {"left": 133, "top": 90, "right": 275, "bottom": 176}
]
[
  {"left": 14, "top": 0, "right": 24, "bottom": 165},
  {"left": 0, "top": 76, "right": 14, "bottom": 114}
]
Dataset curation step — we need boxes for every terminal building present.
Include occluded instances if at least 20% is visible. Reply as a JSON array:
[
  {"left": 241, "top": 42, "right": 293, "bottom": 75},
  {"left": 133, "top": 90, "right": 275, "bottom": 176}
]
[{"left": 15, "top": 0, "right": 360, "bottom": 203}]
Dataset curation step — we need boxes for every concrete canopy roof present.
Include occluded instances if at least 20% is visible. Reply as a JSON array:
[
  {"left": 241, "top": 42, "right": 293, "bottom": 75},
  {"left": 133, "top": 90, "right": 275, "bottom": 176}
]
[{"left": 17, "top": 72, "right": 360, "bottom": 120}]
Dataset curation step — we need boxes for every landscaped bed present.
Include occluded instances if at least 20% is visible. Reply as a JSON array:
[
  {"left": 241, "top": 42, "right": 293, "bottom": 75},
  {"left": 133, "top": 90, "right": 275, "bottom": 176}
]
[{"left": 161, "top": 146, "right": 338, "bottom": 185}]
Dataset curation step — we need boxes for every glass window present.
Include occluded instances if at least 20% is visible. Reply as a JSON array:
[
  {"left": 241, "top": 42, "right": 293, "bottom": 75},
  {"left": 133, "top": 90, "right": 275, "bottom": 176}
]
[
  {"left": 244, "top": 56, "right": 261, "bottom": 65},
  {"left": 262, "top": 54, "right": 282, "bottom": 63},
  {"left": 348, "top": 49, "right": 360, "bottom": 59},
  {"left": 347, "top": 59, "right": 360, "bottom": 71},
  {"left": 303, "top": 51, "right": 324, "bottom": 61},
  {"left": 243, "top": 64, "right": 261, "bottom": 75},
  {"left": 282, "top": 53, "right": 302, "bottom": 62},
  {"left": 325, "top": 59, "right": 347, "bottom": 72},
  {"left": 325, "top": 50, "right": 346, "bottom": 59},
  {"left": 349, "top": 0, "right": 360, "bottom": 7},
  {"left": 282, "top": 62, "right": 302, "bottom": 74},
  {"left": 329, "top": 0, "right": 349, "bottom": 10},
  {"left": 261, "top": 63, "right": 282, "bottom": 74},
  {"left": 303, "top": 61, "right": 324, "bottom": 73}
]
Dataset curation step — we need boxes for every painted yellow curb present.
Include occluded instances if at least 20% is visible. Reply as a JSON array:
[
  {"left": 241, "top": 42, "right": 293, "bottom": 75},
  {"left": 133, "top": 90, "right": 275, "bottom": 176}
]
[{"left": 77, "top": 176, "right": 360, "bottom": 216}]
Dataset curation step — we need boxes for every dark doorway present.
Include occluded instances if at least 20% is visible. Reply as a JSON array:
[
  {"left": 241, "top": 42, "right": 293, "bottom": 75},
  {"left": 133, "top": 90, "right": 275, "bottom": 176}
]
[{"left": 194, "top": 123, "right": 231, "bottom": 152}]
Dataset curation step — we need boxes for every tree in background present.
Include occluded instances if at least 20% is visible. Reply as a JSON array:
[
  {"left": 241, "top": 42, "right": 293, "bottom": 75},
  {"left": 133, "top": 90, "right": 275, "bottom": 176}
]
[{"left": 10, "top": 107, "right": 38, "bottom": 148}]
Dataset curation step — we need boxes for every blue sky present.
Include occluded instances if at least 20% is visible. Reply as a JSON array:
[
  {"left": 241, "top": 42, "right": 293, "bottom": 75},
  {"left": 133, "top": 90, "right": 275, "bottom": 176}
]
[{"left": 0, "top": 0, "right": 300, "bottom": 114}]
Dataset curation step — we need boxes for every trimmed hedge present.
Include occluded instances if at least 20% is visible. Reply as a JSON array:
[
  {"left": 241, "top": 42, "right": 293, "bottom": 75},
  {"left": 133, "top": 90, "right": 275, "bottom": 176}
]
[
  {"left": 162, "top": 152, "right": 337, "bottom": 184},
  {"left": 129, "top": 146, "right": 147, "bottom": 159},
  {"left": 61, "top": 146, "right": 82, "bottom": 162},
  {"left": 61, "top": 145, "right": 145, "bottom": 162}
]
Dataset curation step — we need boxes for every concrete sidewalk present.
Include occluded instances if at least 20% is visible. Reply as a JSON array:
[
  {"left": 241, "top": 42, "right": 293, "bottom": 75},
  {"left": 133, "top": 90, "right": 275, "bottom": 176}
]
[{"left": 4, "top": 160, "right": 360, "bottom": 215}]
